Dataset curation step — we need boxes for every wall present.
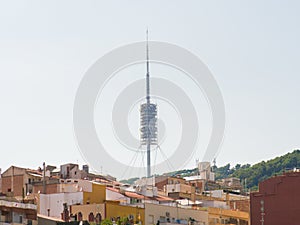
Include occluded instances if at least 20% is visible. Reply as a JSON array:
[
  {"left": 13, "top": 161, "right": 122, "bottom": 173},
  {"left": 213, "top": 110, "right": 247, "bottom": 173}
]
[
  {"left": 38, "top": 214, "right": 64, "bottom": 225},
  {"left": 12, "top": 211, "right": 26, "bottom": 224},
  {"left": 39, "top": 192, "right": 83, "bottom": 218},
  {"left": 70, "top": 204, "right": 105, "bottom": 221},
  {"left": 59, "top": 183, "right": 81, "bottom": 193},
  {"left": 83, "top": 183, "right": 106, "bottom": 205},
  {"left": 38, "top": 216, "right": 58, "bottom": 225},
  {"left": 105, "top": 201, "right": 145, "bottom": 224},
  {"left": 33, "top": 183, "right": 59, "bottom": 194},
  {"left": 1, "top": 175, "right": 24, "bottom": 197},
  {"left": 144, "top": 203, "right": 208, "bottom": 225},
  {"left": 250, "top": 172, "right": 300, "bottom": 225},
  {"left": 155, "top": 179, "right": 168, "bottom": 191},
  {"left": 1, "top": 167, "right": 42, "bottom": 197},
  {"left": 208, "top": 207, "right": 249, "bottom": 225},
  {"left": 106, "top": 189, "right": 130, "bottom": 204},
  {"left": 166, "top": 184, "right": 194, "bottom": 195},
  {"left": 60, "top": 164, "right": 81, "bottom": 179},
  {"left": 229, "top": 200, "right": 249, "bottom": 212},
  {"left": 201, "top": 200, "right": 228, "bottom": 209}
]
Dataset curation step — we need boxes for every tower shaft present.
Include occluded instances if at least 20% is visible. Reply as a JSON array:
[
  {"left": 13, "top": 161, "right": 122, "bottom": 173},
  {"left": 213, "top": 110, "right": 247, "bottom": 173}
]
[
  {"left": 146, "top": 29, "right": 151, "bottom": 178},
  {"left": 140, "top": 30, "right": 157, "bottom": 178}
]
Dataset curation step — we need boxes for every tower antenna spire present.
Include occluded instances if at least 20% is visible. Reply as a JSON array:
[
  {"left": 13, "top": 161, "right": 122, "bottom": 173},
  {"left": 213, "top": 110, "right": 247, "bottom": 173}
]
[
  {"left": 146, "top": 28, "right": 150, "bottom": 104},
  {"left": 140, "top": 29, "right": 157, "bottom": 178},
  {"left": 146, "top": 28, "right": 151, "bottom": 177}
]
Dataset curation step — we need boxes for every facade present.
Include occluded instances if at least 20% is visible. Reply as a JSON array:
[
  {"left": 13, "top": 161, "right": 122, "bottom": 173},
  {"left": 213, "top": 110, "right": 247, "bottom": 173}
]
[
  {"left": 71, "top": 201, "right": 208, "bottom": 225},
  {"left": 250, "top": 171, "right": 300, "bottom": 225},
  {"left": 60, "top": 164, "right": 83, "bottom": 180},
  {"left": 208, "top": 207, "right": 249, "bottom": 225},
  {"left": 220, "top": 177, "right": 242, "bottom": 190},
  {"left": 145, "top": 203, "right": 208, "bottom": 225},
  {"left": 0, "top": 166, "right": 42, "bottom": 198},
  {"left": 37, "top": 214, "right": 64, "bottom": 225},
  {"left": 0, "top": 169, "right": 2, "bottom": 193},
  {"left": 59, "top": 164, "right": 116, "bottom": 182},
  {"left": 70, "top": 201, "right": 144, "bottom": 224},
  {"left": 198, "top": 162, "right": 215, "bottom": 182},
  {"left": 0, "top": 199, "right": 37, "bottom": 225},
  {"left": 106, "top": 187, "right": 130, "bottom": 204},
  {"left": 39, "top": 192, "right": 83, "bottom": 218},
  {"left": 37, "top": 181, "right": 106, "bottom": 219},
  {"left": 70, "top": 204, "right": 105, "bottom": 222}
]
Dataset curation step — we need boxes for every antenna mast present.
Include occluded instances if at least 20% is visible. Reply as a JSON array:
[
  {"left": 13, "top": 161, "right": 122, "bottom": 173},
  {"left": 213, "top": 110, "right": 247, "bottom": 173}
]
[
  {"left": 140, "top": 29, "right": 158, "bottom": 178},
  {"left": 146, "top": 29, "right": 150, "bottom": 104},
  {"left": 146, "top": 29, "right": 151, "bottom": 177}
]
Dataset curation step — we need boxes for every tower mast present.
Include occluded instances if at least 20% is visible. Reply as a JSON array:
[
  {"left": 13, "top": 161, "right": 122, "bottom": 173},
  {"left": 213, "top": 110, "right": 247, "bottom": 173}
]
[
  {"left": 140, "top": 30, "right": 157, "bottom": 178},
  {"left": 146, "top": 29, "right": 151, "bottom": 177}
]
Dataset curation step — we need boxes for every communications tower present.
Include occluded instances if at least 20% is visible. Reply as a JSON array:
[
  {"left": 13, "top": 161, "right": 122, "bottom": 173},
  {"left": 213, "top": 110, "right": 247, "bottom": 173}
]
[{"left": 140, "top": 30, "right": 158, "bottom": 178}]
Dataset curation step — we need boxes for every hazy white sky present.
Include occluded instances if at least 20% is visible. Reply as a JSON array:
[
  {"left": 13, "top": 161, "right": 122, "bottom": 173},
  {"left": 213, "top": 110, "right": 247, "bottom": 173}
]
[{"left": 0, "top": 1, "right": 299, "bottom": 178}]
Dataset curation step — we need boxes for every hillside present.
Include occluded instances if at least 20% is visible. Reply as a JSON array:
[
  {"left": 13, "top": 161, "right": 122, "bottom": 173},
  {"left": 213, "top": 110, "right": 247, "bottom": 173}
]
[
  {"left": 120, "top": 150, "right": 300, "bottom": 190},
  {"left": 216, "top": 149, "right": 300, "bottom": 190}
]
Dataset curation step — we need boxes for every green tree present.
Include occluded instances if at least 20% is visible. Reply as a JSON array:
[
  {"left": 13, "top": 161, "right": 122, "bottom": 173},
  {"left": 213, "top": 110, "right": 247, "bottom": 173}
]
[{"left": 101, "top": 219, "right": 113, "bottom": 225}]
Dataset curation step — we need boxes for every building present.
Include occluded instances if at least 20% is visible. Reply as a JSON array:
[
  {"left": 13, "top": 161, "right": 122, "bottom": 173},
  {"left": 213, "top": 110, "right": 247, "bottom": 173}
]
[
  {"left": 71, "top": 201, "right": 144, "bottom": 224},
  {"left": 59, "top": 163, "right": 116, "bottom": 182},
  {"left": 70, "top": 201, "right": 208, "bottom": 225},
  {"left": 0, "top": 168, "right": 2, "bottom": 193},
  {"left": 219, "top": 177, "right": 242, "bottom": 190},
  {"left": 60, "top": 164, "right": 83, "bottom": 180},
  {"left": 0, "top": 198, "right": 37, "bottom": 224},
  {"left": 145, "top": 203, "right": 208, "bottom": 225},
  {"left": 37, "top": 180, "right": 106, "bottom": 219},
  {"left": 208, "top": 207, "right": 249, "bottom": 225},
  {"left": 198, "top": 162, "right": 215, "bottom": 182},
  {"left": 37, "top": 214, "right": 91, "bottom": 225},
  {"left": 184, "top": 176, "right": 206, "bottom": 194},
  {"left": 250, "top": 170, "right": 300, "bottom": 225},
  {"left": 0, "top": 166, "right": 42, "bottom": 198}
]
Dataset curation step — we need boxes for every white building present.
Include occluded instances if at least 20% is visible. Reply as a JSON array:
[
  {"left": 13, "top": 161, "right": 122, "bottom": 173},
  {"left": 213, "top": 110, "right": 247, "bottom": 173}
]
[{"left": 39, "top": 192, "right": 83, "bottom": 218}]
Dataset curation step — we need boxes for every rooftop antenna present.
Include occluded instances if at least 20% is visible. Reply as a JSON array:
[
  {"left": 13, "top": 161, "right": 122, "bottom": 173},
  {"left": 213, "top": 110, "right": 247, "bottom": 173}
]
[{"left": 140, "top": 29, "right": 158, "bottom": 178}]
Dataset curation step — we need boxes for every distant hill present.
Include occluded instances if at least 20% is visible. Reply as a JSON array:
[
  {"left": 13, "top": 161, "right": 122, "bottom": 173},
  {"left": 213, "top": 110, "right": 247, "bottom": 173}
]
[
  {"left": 120, "top": 150, "right": 300, "bottom": 190},
  {"left": 215, "top": 149, "right": 300, "bottom": 190}
]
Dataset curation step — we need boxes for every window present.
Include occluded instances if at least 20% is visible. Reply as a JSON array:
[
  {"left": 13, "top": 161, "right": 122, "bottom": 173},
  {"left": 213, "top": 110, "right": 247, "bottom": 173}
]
[
  {"left": 19, "top": 215, "right": 23, "bottom": 223},
  {"left": 96, "top": 213, "right": 102, "bottom": 223},
  {"left": 78, "top": 212, "right": 83, "bottom": 221},
  {"left": 88, "top": 212, "right": 95, "bottom": 222},
  {"left": 128, "top": 214, "right": 134, "bottom": 222},
  {"left": 159, "top": 216, "right": 166, "bottom": 223}
]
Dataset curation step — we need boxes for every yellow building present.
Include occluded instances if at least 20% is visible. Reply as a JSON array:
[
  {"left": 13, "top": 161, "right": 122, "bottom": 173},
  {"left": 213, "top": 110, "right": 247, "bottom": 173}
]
[
  {"left": 208, "top": 207, "right": 249, "bottom": 225},
  {"left": 144, "top": 203, "right": 208, "bottom": 225},
  {"left": 71, "top": 201, "right": 145, "bottom": 224},
  {"left": 83, "top": 182, "right": 106, "bottom": 204},
  {"left": 106, "top": 201, "right": 144, "bottom": 224},
  {"left": 71, "top": 203, "right": 105, "bottom": 221}
]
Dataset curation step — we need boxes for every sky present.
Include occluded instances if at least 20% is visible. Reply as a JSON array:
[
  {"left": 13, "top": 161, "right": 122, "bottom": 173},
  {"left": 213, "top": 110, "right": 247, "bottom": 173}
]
[{"left": 0, "top": 1, "right": 300, "bottom": 179}]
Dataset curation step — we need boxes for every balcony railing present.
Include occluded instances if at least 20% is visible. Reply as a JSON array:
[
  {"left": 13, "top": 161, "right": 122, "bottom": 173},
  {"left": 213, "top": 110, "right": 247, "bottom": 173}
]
[{"left": 0, "top": 200, "right": 37, "bottom": 210}]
